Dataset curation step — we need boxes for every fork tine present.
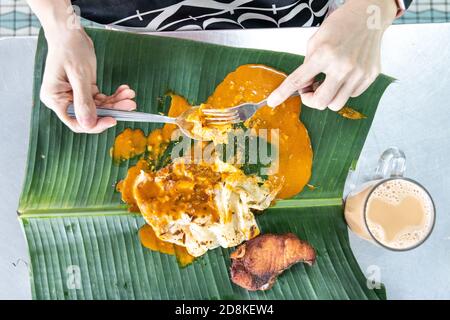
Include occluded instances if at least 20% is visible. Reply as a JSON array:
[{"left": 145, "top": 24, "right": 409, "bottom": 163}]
[
  {"left": 204, "top": 112, "right": 239, "bottom": 119},
  {"left": 206, "top": 117, "right": 238, "bottom": 122},
  {"left": 206, "top": 119, "right": 242, "bottom": 125},
  {"left": 205, "top": 113, "right": 240, "bottom": 122},
  {"left": 205, "top": 115, "right": 240, "bottom": 122},
  {"left": 202, "top": 108, "right": 237, "bottom": 114}
]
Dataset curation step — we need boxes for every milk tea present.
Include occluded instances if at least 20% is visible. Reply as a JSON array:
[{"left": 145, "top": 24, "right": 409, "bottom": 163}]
[{"left": 344, "top": 178, "right": 434, "bottom": 250}]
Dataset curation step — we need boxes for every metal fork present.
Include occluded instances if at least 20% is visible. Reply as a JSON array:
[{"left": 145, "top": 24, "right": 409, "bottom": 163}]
[
  {"left": 66, "top": 104, "right": 205, "bottom": 141},
  {"left": 202, "top": 82, "right": 319, "bottom": 125}
]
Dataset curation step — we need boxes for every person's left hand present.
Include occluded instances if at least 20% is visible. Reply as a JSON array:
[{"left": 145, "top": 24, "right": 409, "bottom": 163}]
[
  {"left": 93, "top": 84, "right": 137, "bottom": 110},
  {"left": 267, "top": 0, "right": 397, "bottom": 111}
]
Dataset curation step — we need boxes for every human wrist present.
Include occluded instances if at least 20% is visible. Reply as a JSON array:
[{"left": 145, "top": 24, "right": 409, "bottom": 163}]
[
  {"left": 27, "top": 0, "right": 82, "bottom": 44},
  {"left": 345, "top": 0, "right": 397, "bottom": 27},
  {"left": 42, "top": 8, "right": 84, "bottom": 45},
  {"left": 44, "top": 22, "right": 86, "bottom": 47},
  {"left": 378, "top": 0, "right": 398, "bottom": 23}
]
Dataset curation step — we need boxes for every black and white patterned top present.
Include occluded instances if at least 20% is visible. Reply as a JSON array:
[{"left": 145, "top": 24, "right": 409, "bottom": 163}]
[{"left": 72, "top": 0, "right": 333, "bottom": 31}]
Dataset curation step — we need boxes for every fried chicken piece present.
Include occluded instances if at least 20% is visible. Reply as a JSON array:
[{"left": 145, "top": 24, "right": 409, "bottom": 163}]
[{"left": 230, "top": 233, "right": 316, "bottom": 291}]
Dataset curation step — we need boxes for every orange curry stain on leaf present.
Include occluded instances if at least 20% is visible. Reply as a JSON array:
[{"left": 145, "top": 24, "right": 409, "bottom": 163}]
[
  {"left": 111, "top": 94, "right": 192, "bottom": 163},
  {"left": 111, "top": 128, "right": 147, "bottom": 163},
  {"left": 338, "top": 106, "right": 367, "bottom": 120},
  {"left": 139, "top": 224, "right": 194, "bottom": 267}
]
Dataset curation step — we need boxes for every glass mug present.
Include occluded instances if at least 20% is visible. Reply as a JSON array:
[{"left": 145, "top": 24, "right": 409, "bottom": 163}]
[{"left": 344, "top": 147, "right": 435, "bottom": 251}]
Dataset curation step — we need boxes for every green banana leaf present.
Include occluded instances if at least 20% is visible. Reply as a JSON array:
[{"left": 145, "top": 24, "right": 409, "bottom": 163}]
[{"left": 19, "top": 28, "right": 393, "bottom": 300}]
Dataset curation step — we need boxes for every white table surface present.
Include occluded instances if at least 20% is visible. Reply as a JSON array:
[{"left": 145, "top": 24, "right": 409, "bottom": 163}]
[{"left": 1, "top": 23, "right": 449, "bottom": 299}]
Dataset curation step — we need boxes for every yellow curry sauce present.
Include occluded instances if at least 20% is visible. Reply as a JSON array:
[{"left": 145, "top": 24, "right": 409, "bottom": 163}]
[
  {"left": 112, "top": 94, "right": 191, "bottom": 164},
  {"left": 133, "top": 161, "right": 222, "bottom": 223},
  {"left": 114, "top": 95, "right": 195, "bottom": 264},
  {"left": 111, "top": 128, "right": 147, "bottom": 163},
  {"left": 117, "top": 158, "right": 196, "bottom": 265},
  {"left": 205, "top": 64, "right": 312, "bottom": 199},
  {"left": 139, "top": 224, "right": 195, "bottom": 267},
  {"left": 113, "top": 64, "right": 313, "bottom": 262}
]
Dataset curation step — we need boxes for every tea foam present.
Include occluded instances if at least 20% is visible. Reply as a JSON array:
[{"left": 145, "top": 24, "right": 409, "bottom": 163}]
[{"left": 366, "top": 179, "right": 433, "bottom": 250}]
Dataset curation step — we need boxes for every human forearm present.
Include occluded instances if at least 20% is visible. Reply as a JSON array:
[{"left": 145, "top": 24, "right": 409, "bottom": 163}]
[{"left": 26, "top": 0, "right": 80, "bottom": 41}]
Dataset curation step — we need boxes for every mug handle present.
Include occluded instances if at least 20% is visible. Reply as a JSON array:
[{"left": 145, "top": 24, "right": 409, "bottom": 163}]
[{"left": 373, "top": 147, "right": 406, "bottom": 179}]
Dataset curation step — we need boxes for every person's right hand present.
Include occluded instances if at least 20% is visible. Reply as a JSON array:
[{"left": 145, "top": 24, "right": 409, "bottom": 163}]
[{"left": 40, "top": 28, "right": 136, "bottom": 133}]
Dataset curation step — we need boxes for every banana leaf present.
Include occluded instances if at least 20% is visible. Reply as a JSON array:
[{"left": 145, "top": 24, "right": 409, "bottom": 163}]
[{"left": 18, "top": 28, "right": 393, "bottom": 299}]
